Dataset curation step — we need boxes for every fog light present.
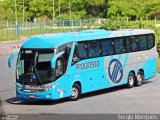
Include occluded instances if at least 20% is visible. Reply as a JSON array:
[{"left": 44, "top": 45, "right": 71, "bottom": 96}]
[{"left": 46, "top": 94, "right": 51, "bottom": 98}]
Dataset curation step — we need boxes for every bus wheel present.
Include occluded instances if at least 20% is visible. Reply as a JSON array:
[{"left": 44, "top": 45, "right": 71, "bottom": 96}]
[
  {"left": 69, "top": 84, "right": 81, "bottom": 101},
  {"left": 127, "top": 72, "right": 135, "bottom": 88},
  {"left": 135, "top": 71, "right": 144, "bottom": 86}
]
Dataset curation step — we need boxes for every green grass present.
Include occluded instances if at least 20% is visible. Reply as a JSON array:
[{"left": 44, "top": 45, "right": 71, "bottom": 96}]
[
  {"left": 157, "top": 58, "right": 160, "bottom": 73},
  {"left": 0, "top": 27, "right": 86, "bottom": 42},
  {"left": 0, "top": 29, "right": 17, "bottom": 41}
]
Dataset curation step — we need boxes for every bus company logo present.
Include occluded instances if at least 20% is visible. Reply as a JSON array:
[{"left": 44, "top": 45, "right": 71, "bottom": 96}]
[{"left": 108, "top": 59, "right": 123, "bottom": 84}]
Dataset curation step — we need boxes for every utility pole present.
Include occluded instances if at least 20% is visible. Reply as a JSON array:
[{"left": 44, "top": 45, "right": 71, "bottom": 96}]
[
  {"left": 15, "top": 0, "right": 19, "bottom": 37},
  {"left": 59, "top": 0, "right": 60, "bottom": 16},
  {"left": 69, "top": 0, "right": 72, "bottom": 27},
  {"left": 53, "top": 0, "right": 55, "bottom": 27},
  {"left": 15, "top": 0, "right": 17, "bottom": 25},
  {"left": 23, "top": 0, "right": 24, "bottom": 24}
]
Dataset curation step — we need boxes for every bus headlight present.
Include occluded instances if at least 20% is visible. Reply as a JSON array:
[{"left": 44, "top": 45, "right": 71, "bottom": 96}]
[
  {"left": 16, "top": 85, "right": 22, "bottom": 90},
  {"left": 45, "top": 87, "right": 52, "bottom": 91},
  {"left": 51, "top": 83, "right": 58, "bottom": 89},
  {"left": 45, "top": 84, "right": 58, "bottom": 91}
]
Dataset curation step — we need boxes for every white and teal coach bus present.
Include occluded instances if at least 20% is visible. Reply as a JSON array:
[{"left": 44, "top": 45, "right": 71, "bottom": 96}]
[{"left": 8, "top": 29, "right": 157, "bottom": 101}]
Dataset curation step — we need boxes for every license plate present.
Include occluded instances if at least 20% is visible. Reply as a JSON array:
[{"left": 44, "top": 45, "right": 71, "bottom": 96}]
[{"left": 29, "top": 94, "right": 36, "bottom": 99}]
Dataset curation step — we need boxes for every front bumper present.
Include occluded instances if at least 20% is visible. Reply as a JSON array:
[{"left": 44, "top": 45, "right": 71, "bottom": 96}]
[{"left": 16, "top": 89, "right": 59, "bottom": 100}]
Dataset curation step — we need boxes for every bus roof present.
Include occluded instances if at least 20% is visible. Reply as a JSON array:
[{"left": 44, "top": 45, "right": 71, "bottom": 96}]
[{"left": 22, "top": 29, "right": 155, "bottom": 49}]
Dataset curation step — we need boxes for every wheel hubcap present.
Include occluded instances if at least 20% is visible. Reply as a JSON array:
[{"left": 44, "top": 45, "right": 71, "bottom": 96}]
[
  {"left": 72, "top": 87, "right": 78, "bottom": 98},
  {"left": 137, "top": 74, "right": 142, "bottom": 83},
  {"left": 129, "top": 76, "right": 134, "bottom": 86}
]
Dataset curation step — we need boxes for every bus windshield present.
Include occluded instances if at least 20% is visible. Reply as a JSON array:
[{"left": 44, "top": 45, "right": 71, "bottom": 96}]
[{"left": 16, "top": 49, "right": 55, "bottom": 85}]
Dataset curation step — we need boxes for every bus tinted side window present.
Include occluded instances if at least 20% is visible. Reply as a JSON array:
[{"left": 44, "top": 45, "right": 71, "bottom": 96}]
[
  {"left": 147, "top": 34, "right": 155, "bottom": 49},
  {"left": 72, "top": 42, "right": 88, "bottom": 62},
  {"left": 57, "top": 43, "right": 72, "bottom": 57},
  {"left": 56, "top": 43, "right": 73, "bottom": 77},
  {"left": 138, "top": 35, "right": 147, "bottom": 51},
  {"left": 87, "top": 41, "right": 101, "bottom": 58},
  {"left": 125, "top": 37, "right": 131, "bottom": 52},
  {"left": 101, "top": 39, "right": 114, "bottom": 56},
  {"left": 130, "top": 36, "right": 138, "bottom": 52},
  {"left": 114, "top": 38, "right": 125, "bottom": 54}
]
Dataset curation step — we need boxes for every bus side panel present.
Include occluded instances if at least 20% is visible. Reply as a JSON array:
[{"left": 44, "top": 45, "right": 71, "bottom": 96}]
[
  {"left": 68, "top": 57, "right": 109, "bottom": 94},
  {"left": 68, "top": 71, "right": 91, "bottom": 94},
  {"left": 142, "top": 58, "right": 157, "bottom": 80},
  {"left": 104, "top": 54, "right": 131, "bottom": 87},
  {"left": 50, "top": 75, "right": 69, "bottom": 99},
  {"left": 67, "top": 48, "right": 157, "bottom": 96},
  {"left": 141, "top": 47, "right": 157, "bottom": 80}
]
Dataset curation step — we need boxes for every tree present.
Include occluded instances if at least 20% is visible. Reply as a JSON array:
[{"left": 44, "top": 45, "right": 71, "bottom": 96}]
[
  {"left": 107, "top": 0, "right": 160, "bottom": 20},
  {"left": 0, "top": 0, "right": 160, "bottom": 21},
  {"left": 0, "top": 0, "right": 15, "bottom": 21},
  {"left": 140, "top": 0, "right": 160, "bottom": 19},
  {"left": 85, "top": 0, "right": 107, "bottom": 18},
  {"left": 107, "top": 0, "right": 141, "bottom": 20},
  {"left": 29, "top": 0, "right": 53, "bottom": 20}
]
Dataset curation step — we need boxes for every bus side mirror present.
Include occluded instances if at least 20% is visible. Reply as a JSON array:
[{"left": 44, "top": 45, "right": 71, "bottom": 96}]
[
  {"left": 8, "top": 53, "right": 18, "bottom": 68},
  {"left": 51, "top": 51, "right": 65, "bottom": 69}
]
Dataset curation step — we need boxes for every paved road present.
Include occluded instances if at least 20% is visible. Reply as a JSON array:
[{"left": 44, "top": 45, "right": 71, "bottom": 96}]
[{"left": 0, "top": 56, "right": 160, "bottom": 114}]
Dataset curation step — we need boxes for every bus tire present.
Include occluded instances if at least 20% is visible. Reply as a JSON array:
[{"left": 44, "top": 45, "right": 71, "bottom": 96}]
[
  {"left": 135, "top": 71, "right": 144, "bottom": 86},
  {"left": 127, "top": 72, "right": 135, "bottom": 88},
  {"left": 69, "top": 84, "right": 81, "bottom": 101}
]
